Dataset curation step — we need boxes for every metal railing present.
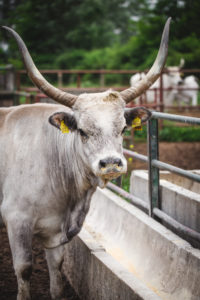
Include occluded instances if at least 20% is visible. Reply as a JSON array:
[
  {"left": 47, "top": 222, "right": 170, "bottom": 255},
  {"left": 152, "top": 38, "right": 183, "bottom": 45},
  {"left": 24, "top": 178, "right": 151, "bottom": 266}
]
[{"left": 107, "top": 111, "right": 200, "bottom": 245}]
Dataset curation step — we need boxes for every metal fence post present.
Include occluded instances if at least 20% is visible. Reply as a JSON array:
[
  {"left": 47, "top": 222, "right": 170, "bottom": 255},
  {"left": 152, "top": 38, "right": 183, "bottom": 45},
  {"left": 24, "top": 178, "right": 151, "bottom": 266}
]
[{"left": 147, "top": 118, "right": 160, "bottom": 217}]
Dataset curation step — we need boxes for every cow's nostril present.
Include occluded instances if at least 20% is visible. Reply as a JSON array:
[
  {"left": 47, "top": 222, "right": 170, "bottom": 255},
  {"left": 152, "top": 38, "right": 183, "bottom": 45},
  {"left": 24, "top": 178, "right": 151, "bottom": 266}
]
[
  {"left": 99, "top": 159, "right": 107, "bottom": 168},
  {"left": 113, "top": 158, "right": 122, "bottom": 166},
  {"left": 99, "top": 157, "right": 123, "bottom": 169}
]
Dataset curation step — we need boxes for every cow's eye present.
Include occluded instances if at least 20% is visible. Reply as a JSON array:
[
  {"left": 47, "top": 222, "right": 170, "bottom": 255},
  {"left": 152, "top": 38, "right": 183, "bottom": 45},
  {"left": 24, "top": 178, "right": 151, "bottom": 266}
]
[
  {"left": 122, "top": 126, "right": 127, "bottom": 134},
  {"left": 79, "top": 129, "right": 88, "bottom": 138}
]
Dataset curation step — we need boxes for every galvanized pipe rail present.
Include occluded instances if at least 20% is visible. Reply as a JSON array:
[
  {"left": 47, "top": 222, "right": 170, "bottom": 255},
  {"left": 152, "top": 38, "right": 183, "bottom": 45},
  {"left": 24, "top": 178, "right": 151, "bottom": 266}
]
[
  {"left": 153, "top": 208, "right": 200, "bottom": 243},
  {"left": 107, "top": 182, "right": 149, "bottom": 212},
  {"left": 152, "top": 111, "right": 200, "bottom": 125},
  {"left": 151, "top": 160, "right": 200, "bottom": 182},
  {"left": 123, "top": 149, "right": 148, "bottom": 162},
  {"left": 108, "top": 111, "right": 200, "bottom": 245},
  {"left": 148, "top": 113, "right": 200, "bottom": 218}
]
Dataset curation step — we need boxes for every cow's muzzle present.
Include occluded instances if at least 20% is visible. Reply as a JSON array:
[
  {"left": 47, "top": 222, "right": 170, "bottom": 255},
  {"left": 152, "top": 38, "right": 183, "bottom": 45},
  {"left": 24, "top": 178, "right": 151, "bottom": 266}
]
[{"left": 98, "top": 157, "right": 125, "bottom": 180}]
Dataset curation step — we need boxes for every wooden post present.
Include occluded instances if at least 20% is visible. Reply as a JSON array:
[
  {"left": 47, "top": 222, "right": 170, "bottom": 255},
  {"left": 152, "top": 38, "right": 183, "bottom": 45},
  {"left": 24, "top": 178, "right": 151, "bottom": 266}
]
[
  {"left": 6, "top": 65, "right": 15, "bottom": 91},
  {"left": 16, "top": 72, "right": 21, "bottom": 91},
  {"left": 77, "top": 74, "right": 81, "bottom": 88},
  {"left": 100, "top": 73, "right": 105, "bottom": 87},
  {"left": 58, "top": 72, "right": 63, "bottom": 88}
]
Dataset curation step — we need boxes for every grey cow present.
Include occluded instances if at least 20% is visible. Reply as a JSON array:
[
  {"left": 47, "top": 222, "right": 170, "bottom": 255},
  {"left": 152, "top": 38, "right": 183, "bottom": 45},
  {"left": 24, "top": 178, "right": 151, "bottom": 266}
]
[{"left": 0, "top": 18, "right": 170, "bottom": 300}]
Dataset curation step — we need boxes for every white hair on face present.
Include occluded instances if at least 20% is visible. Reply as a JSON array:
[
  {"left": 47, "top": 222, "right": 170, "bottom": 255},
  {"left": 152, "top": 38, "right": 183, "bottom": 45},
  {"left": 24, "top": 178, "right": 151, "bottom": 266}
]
[{"left": 70, "top": 90, "right": 127, "bottom": 178}]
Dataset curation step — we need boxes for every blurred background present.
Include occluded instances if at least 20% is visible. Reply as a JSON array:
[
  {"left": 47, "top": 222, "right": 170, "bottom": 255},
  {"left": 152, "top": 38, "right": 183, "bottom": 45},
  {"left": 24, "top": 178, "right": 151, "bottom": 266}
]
[{"left": 0, "top": 0, "right": 200, "bottom": 72}]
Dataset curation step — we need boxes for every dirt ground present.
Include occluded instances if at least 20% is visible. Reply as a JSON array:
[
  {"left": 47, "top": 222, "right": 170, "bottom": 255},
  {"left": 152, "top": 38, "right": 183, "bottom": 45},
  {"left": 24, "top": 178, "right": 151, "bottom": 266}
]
[
  {"left": 0, "top": 142, "right": 200, "bottom": 299},
  {"left": 0, "top": 227, "right": 80, "bottom": 300},
  {"left": 129, "top": 142, "right": 200, "bottom": 170}
]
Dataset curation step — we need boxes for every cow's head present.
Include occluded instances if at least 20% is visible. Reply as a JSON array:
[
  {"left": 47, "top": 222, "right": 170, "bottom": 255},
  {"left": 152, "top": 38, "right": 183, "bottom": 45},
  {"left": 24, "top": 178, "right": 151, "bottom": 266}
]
[
  {"left": 48, "top": 91, "right": 151, "bottom": 182},
  {"left": 2, "top": 18, "right": 170, "bottom": 184},
  {"left": 166, "top": 58, "right": 185, "bottom": 86}
]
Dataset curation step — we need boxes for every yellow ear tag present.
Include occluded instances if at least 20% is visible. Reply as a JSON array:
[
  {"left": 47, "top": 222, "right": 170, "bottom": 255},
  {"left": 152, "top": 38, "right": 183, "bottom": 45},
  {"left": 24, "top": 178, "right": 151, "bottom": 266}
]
[
  {"left": 132, "top": 117, "right": 142, "bottom": 131},
  {"left": 60, "top": 120, "right": 69, "bottom": 134}
]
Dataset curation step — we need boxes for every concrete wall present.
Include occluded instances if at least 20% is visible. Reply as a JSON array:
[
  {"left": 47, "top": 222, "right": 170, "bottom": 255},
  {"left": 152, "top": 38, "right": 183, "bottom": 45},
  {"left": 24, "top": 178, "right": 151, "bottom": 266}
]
[
  {"left": 130, "top": 170, "right": 200, "bottom": 232},
  {"left": 63, "top": 188, "right": 200, "bottom": 300},
  {"left": 160, "top": 170, "right": 200, "bottom": 194}
]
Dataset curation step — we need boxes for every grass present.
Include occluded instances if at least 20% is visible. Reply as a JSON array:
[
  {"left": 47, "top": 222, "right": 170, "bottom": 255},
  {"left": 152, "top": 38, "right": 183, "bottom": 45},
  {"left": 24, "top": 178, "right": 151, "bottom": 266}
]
[{"left": 130, "top": 123, "right": 200, "bottom": 143}]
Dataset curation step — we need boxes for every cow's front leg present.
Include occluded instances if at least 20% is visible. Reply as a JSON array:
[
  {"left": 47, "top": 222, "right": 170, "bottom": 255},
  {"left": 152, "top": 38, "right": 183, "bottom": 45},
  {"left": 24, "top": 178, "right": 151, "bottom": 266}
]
[
  {"left": 7, "top": 219, "right": 32, "bottom": 300},
  {"left": 45, "top": 245, "right": 65, "bottom": 300}
]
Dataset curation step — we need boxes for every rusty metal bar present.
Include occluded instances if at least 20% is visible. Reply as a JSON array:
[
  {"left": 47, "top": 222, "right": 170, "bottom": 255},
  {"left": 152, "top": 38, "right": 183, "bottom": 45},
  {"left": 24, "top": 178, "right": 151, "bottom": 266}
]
[
  {"left": 16, "top": 68, "right": 200, "bottom": 74},
  {"left": 17, "top": 69, "right": 144, "bottom": 75}
]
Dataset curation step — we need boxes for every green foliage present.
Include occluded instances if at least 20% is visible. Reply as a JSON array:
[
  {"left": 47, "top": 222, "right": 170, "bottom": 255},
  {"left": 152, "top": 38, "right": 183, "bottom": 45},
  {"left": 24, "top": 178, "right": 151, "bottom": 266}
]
[
  {"left": 19, "top": 96, "right": 26, "bottom": 104},
  {"left": 111, "top": 173, "right": 131, "bottom": 195},
  {"left": 159, "top": 126, "right": 200, "bottom": 142},
  {"left": 1, "top": 0, "right": 140, "bottom": 55},
  {"left": 1, "top": 0, "right": 200, "bottom": 75},
  {"left": 121, "top": 174, "right": 131, "bottom": 193},
  {"left": 134, "top": 126, "right": 147, "bottom": 141},
  {"left": 55, "top": 50, "right": 87, "bottom": 69},
  {"left": 7, "top": 58, "right": 23, "bottom": 69},
  {"left": 132, "top": 125, "right": 200, "bottom": 142}
]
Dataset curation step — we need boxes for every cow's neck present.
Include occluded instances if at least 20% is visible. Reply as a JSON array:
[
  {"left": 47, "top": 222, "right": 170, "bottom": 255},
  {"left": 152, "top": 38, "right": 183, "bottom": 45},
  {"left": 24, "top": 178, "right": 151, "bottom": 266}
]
[
  {"left": 44, "top": 131, "right": 99, "bottom": 246},
  {"left": 48, "top": 131, "right": 98, "bottom": 201}
]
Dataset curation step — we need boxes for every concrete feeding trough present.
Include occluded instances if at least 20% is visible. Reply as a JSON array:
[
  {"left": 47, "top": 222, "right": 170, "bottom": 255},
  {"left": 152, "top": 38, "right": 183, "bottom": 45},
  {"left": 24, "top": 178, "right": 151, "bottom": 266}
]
[
  {"left": 63, "top": 187, "right": 200, "bottom": 300},
  {"left": 130, "top": 170, "right": 200, "bottom": 233}
]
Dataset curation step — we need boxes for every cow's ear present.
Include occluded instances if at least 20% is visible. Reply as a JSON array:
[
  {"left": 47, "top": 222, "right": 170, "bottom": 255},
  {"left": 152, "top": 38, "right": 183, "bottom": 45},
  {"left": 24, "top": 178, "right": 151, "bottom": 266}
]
[
  {"left": 49, "top": 112, "right": 77, "bottom": 132},
  {"left": 124, "top": 107, "right": 151, "bottom": 127}
]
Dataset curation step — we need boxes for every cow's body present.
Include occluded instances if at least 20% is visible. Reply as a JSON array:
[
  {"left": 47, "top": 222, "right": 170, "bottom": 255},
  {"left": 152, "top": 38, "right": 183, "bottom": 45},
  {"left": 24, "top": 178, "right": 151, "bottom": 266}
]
[
  {"left": 1, "top": 19, "right": 170, "bottom": 300},
  {"left": 177, "top": 75, "right": 199, "bottom": 106},
  {"left": 0, "top": 103, "right": 97, "bottom": 248},
  {"left": 130, "top": 65, "right": 183, "bottom": 105},
  {"left": 0, "top": 95, "right": 138, "bottom": 300}
]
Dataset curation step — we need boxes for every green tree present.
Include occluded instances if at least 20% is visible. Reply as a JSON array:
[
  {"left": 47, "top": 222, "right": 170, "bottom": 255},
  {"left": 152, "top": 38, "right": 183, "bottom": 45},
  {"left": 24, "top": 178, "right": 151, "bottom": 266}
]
[{"left": 1, "top": 0, "right": 147, "bottom": 54}]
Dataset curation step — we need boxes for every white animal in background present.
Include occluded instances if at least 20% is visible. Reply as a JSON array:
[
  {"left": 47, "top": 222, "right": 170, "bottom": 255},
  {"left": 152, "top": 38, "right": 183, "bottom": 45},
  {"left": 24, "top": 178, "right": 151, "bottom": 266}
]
[
  {"left": 130, "top": 59, "right": 185, "bottom": 105},
  {"left": 177, "top": 75, "right": 199, "bottom": 106}
]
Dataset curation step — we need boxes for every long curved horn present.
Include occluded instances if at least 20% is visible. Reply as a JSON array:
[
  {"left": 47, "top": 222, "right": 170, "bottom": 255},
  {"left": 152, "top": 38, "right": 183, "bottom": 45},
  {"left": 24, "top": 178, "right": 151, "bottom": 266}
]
[
  {"left": 120, "top": 17, "right": 171, "bottom": 104},
  {"left": 2, "top": 26, "right": 77, "bottom": 107}
]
